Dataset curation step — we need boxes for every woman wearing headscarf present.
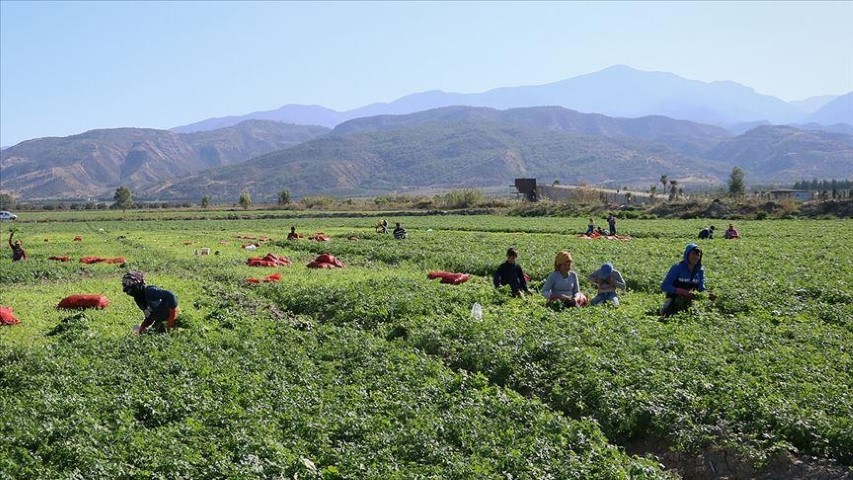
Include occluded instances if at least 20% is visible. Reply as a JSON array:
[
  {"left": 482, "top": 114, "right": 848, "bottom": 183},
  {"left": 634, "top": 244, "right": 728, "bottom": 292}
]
[{"left": 122, "top": 271, "right": 179, "bottom": 334}]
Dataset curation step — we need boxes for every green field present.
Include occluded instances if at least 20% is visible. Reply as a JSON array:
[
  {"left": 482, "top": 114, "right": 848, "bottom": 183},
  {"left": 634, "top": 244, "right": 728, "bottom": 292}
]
[{"left": 1, "top": 212, "right": 851, "bottom": 479}]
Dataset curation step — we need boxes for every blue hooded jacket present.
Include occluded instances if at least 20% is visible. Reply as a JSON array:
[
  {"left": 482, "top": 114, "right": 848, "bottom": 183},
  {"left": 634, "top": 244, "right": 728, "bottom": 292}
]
[{"left": 661, "top": 243, "right": 705, "bottom": 297}]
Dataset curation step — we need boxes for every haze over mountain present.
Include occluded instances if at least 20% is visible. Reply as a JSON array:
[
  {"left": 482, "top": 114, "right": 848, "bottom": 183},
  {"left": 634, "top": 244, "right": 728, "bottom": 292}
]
[
  {"left": 0, "top": 120, "right": 329, "bottom": 200},
  {"left": 789, "top": 95, "right": 840, "bottom": 114},
  {"left": 805, "top": 92, "right": 853, "bottom": 126},
  {"left": 171, "top": 65, "right": 833, "bottom": 135}
]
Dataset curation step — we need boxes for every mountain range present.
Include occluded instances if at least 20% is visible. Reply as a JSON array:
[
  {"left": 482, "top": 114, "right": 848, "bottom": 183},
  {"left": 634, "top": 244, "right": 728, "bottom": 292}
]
[
  {"left": 0, "top": 121, "right": 329, "bottom": 199},
  {"left": 171, "top": 65, "right": 851, "bottom": 133},
  {"left": 2, "top": 65, "right": 851, "bottom": 202}
]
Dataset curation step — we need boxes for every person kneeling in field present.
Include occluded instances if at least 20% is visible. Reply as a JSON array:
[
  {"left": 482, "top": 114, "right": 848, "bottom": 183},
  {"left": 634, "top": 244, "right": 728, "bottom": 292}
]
[
  {"left": 660, "top": 243, "right": 716, "bottom": 317},
  {"left": 8, "top": 230, "right": 27, "bottom": 261},
  {"left": 393, "top": 222, "right": 407, "bottom": 239},
  {"left": 493, "top": 247, "right": 532, "bottom": 297},
  {"left": 122, "top": 271, "right": 179, "bottom": 334},
  {"left": 588, "top": 262, "right": 625, "bottom": 306},
  {"left": 542, "top": 251, "right": 588, "bottom": 307}
]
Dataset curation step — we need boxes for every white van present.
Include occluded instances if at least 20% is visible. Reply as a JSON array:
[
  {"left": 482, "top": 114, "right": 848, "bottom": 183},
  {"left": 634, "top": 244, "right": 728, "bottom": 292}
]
[{"left": 0, "top": 211, "right": 18, "bottom": 221}]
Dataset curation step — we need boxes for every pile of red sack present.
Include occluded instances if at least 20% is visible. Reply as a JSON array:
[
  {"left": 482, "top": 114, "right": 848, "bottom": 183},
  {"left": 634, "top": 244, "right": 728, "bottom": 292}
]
[
  {"left": 48, "top": 256, "right": 72, "bottom": 262},
  {"left": 73, "top": 236, "right": 83, "bottom": 242},
  {"left": 80, "top": 256, "right": 128, "bottom": 264},
  {"left": 307, "top": 253, "right": 345, "bottom": 269},
  {"left": 0, "top": 306, "right": 20, "bottom": 326},
  {"left": 245, "top": 273, "right": 282, "bottom": 284},
  {"left": 246, "top": 253, "right": 291, "bottom": 267},
  {"left": 57, "top": 294, "right": 110, "bottom": 310},
  {"left": 310, "top": 233, "right": 331, "bottom": 242},
  {"left": 427, "top": 271, "right": 471, "bottom": 285}
]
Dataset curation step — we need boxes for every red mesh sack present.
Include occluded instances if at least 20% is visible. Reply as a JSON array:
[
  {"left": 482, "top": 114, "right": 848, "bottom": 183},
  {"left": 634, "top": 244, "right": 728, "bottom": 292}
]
[
  {"left": 0, "top": 306, "right": 20, "bottom": 326},
  {"left": 307, "top": 261, "right": 335, "bottom": 269},
  {"left": 49, "top": 256, "right": 71, "bottom": 262},
  {"left": 314, "top": 254, "right": 344, "bottom": 268},
  {"left": 57, "top": 294, "right": 110, "bottom": 310}
]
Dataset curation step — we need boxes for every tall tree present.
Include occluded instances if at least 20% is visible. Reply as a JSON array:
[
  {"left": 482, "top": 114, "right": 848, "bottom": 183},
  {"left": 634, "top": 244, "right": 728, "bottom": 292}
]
[
  {"left": 660, "top": 175, "right": 669, "bottom": 194},
  {"left": 728, "top": 166, "right": 746, "bottom": 198},
  {"left": 238, "top": 192, "right": 252, "bottom": 210},
  {"left": 112, "top": 186, "right": 133, "bottom": 210},
  {"left": 200, "top": 196, "right": 210, "bottom": 209},
  {"left": 278, "top": 190, "right": 291, "bottom": 206}
]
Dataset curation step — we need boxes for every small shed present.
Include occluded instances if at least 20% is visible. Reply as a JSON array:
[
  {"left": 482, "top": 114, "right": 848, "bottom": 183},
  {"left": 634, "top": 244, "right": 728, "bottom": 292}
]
[{"left": 768, "top": 189, "right": 811, "bottom": 202}]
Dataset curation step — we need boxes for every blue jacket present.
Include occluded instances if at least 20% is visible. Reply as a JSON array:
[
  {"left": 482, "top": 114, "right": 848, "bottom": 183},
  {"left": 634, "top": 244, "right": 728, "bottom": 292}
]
[{"left": 661, "top": 243, "right": 705, "bottom": 297}]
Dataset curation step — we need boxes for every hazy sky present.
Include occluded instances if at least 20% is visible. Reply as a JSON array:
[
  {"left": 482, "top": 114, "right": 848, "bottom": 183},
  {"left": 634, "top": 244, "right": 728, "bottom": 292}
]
[{"left": 2, "top": 1, "right": 851, "bottom": 145}]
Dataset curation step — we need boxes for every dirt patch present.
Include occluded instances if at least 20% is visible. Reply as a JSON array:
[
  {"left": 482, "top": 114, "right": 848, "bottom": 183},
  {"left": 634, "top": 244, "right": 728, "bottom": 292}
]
[{"left": 626, "top": 438, "right": 851, "bottom": 480}]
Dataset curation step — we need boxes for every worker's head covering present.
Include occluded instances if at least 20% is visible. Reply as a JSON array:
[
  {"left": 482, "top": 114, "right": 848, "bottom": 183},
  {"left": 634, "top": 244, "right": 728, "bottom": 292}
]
[
  {"left": 597, "top": 263, "right": 613, "bottom": 280},
  {"left": 122, "top": 271, "right": 145, "bottom": 293},
  {"left": 554, "top": 251, "right": 573, "bottom": 271},
  {"left": 506, "top": 247, "right": 518, "bottom": 258}
]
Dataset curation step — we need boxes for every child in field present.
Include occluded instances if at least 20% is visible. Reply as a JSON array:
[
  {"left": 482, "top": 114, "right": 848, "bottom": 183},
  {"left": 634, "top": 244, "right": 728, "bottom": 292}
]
[
  {"left": 493, "top": 247, "right": 532, "bottom": 297},
  {"left": 542, "top": 251, "right": 588, "bottom": 307},
  {"left": 8, "top": 230, "right": 27, "bottom": 261},
  {"left": 122, "top": 271, "right": 179, "bottom": 334},
  {"left": 588, "top": 262, "right": 625, "bottom": 306},
  {"left": 660, "top": 243, "right": 716, "bottom": 317}
]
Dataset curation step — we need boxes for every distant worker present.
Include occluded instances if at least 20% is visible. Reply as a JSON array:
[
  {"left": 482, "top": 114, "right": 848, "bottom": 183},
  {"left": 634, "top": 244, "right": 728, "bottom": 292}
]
[
  {"left": 723, "top": 223, "right": 740, "bottom": 239},
  {"left": 377, "top": 219, "right": 389, "bottom": 234},
  {"left": 393, "top": 222, "right": 407, "bottom": 240},
  {"left": 287, "top": 226, "right": 299, "bottom": 241},
  {"left": 585, "top": 218, "right": 595, "bottom": 235},
  {"left": 595, "top": 226, "right": 606, "bottom": 236},
  {"left": 660, "top": 243, "right": 716, "bottom": 317},
  {"left": 698, "top": 225, "right": 715, "bottom": 240},
  {"left": 542, "top": 251, "right": 587, "bottom": 307},
  {"left": 122, "top": 271, "right": 179, "bottom": 334},
  {"left": 8, "top": 230, "right": 26, "bottom": 261},
  {"left": 588, "top": 262, "right": 626, "bottom": 306},
  {"left": 607, "top": 213, "right": 617, "bottom": 236},
  {"left": 493, "top": 247, "right": 532, "bottom": 297}
]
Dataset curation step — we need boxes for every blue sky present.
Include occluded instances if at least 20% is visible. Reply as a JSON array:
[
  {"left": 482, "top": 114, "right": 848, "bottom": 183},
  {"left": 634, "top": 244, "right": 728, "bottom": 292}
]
[{"left": 1, "top": 1, "right": 851, "bottom": 145}]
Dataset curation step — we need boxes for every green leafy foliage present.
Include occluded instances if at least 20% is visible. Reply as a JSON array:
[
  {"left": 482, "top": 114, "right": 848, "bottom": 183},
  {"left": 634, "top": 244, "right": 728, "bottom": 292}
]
[{"left": 1, "top": 211, "right": 851, "bottom": 477}]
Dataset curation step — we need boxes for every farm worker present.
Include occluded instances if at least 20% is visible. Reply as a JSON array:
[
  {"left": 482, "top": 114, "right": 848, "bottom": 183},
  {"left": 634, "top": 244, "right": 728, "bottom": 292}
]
[
  {"left": 493, "top": 247, "right": 532, "bottom": 297},
  {"left": 393, "top": 222, "right": 407, "bottom": 240},
  {"left": 588, "top": 262, "right": 626, "bottom": 306},
  {"left": 698, "top": 225, "right": 715, "bottom": 240},
  {"left": 542, "top": 251, "right": 587, "bottom": 307},
  {"left": 122, "top": 271, "right": 179, "bottom": 334},
  {"left": 287, "top": 226, "right": 299, "bottom": 241},
  {"left": 660, "top": 243, "right": 716, "bottom": 317},
  {"left": 585, "top": 218, "right": 595, "bottom": 235},
  {"left": 8, "top": 230, "right": 27, "bottom": 261},
  {"left": 376, "top": 219, "right": 389, "bottom": 233},
  {"left": 607, "top": 213, "right": 617, "bottom": 235},
  {"left": 595, "top": 226, "right": 606, "bottom": 236},
  {"left": 723, "top": 223, "right": 740, "bottom": 239}
]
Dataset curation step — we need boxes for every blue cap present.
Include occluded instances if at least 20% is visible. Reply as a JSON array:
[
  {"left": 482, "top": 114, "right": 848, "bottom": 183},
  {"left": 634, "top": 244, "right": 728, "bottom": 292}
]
[{"left": 598, "top": 263, "right": 613, "bottom": 280}]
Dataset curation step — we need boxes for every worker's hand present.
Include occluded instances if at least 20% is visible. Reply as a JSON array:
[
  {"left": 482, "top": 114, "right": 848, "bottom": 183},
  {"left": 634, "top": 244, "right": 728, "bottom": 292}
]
[{"left": 675, "top": 288, "right": 694, "bottom": 299}]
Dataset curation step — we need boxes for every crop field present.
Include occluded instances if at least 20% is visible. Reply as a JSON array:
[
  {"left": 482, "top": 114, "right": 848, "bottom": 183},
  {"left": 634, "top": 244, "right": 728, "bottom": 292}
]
[{"left": 1, "top": 211, "right": 851, "bottom": 479}]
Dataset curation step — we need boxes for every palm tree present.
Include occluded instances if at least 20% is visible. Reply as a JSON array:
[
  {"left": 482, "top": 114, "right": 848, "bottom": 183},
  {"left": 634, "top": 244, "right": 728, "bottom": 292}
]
[{"left": 660, "top": 175, "right": 668, "bottom": 194}]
